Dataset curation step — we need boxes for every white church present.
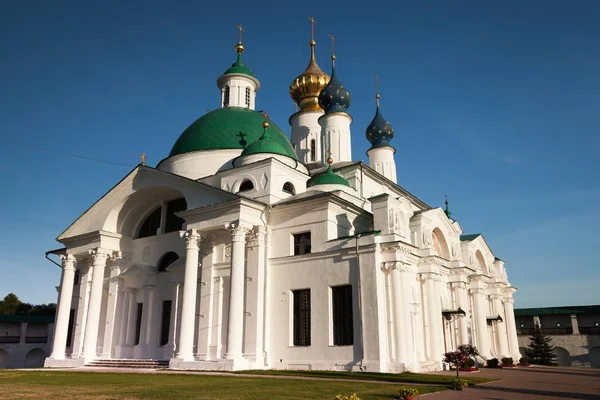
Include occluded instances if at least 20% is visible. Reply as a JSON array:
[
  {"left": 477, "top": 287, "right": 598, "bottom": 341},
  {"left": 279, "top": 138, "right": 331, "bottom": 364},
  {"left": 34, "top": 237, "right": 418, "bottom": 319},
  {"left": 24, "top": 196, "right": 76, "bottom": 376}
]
[{"left": 44, "top": 25, "right": 520, "bottom": 372}]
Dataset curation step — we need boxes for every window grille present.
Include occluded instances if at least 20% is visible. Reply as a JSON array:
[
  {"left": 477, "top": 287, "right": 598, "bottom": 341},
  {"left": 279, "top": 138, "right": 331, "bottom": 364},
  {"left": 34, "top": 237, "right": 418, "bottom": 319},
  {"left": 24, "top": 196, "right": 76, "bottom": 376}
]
[
  {"left": 332, "top": 285, "right": 354, "bottom": 345},
  {"left": 245, "top": 87, "right": 251, "bottom": 106},
  {"left": 293, "top": 232, "right": 311, "bottom": 255},
  {"left": 224, "top": 86, "right": 230, "bottom": 106},
  {"left": 293, "top": 289, "right": 311, "bottom": 346}
]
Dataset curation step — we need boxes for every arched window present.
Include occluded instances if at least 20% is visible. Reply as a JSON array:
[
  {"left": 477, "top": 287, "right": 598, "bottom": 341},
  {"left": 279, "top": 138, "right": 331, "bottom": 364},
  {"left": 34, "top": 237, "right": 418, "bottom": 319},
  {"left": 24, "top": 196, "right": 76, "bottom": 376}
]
[
  {"left": 245, "top": 87, "right": 251, "bottom": 106},
  {"left": 157, "top": 252, "right": 179, "bottom": 272},
  {"left": 310, "top": 139, "right": 316, "bottom": 162},
  {"left": 224, "top": 86, "right": 230, "bottom": 107},
  {"left": 283, "top": 182, "right": 296, "bottom": 195},
  {"left": 164, "top": 198, "right": 187, "bottom": 233},
  {"left": 239, "top": 180, "right": 254, "bottom": 192},
  {"left": 138, "top": 207, "right": 162, "bottom": 238}
]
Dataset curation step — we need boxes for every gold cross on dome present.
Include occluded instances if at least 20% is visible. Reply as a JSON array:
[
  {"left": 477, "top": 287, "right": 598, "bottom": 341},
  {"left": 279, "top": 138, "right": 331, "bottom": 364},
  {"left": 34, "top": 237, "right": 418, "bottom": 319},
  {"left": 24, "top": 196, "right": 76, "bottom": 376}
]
[
  {"left": 328, "top": 34, "right": 336, "bottom": 57},
  {"left": 308, "top": 17, "right": 317, "bottom": 41},
  {"left": 140, "top": 153, "right": 147, "bottom": 166},
  {"left": 237, "top": 24, "right": 244, "bottom": 43}
]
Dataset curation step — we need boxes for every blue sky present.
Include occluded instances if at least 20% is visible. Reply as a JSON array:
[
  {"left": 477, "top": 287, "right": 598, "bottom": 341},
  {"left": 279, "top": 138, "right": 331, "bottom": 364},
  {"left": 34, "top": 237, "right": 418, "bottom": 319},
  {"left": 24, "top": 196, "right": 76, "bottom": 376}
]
[{"left": 1, "top": 1, "right": 599, "bottom": 308}]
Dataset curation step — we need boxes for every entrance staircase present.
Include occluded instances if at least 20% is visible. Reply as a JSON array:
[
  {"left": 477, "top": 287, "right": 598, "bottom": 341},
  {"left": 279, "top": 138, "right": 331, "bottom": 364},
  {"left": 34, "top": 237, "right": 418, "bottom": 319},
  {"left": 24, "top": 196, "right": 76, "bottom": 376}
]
[{"left": 86, "top": 359, "right": 169, "bottom": 369}]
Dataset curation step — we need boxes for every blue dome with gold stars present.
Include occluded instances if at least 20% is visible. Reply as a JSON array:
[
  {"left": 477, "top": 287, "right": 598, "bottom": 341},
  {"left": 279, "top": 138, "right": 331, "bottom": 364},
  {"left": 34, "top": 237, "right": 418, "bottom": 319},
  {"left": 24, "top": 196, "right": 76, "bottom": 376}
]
[
  {"left": 318, "top": 65, "right": 351, "bottom": 114},
  {"left": 366, "top": 106, "right": 394, "bottom": 149}
]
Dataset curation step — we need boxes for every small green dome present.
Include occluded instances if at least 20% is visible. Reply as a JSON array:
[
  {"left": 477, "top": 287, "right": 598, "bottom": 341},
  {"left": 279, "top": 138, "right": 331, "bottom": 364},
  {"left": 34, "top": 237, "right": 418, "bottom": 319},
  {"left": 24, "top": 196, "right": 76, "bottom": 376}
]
[
  {"left": 223, "top": 53, "right": 255, "bottom": 77},
  {"left": 241, "top": 125, "right": 293, "bottom": 158},
  {"left": 309, "top": 165, "right": 350, "bottom": 187},
  {"left": 169, "top": 107, "right": 297, "bottom": 159}
]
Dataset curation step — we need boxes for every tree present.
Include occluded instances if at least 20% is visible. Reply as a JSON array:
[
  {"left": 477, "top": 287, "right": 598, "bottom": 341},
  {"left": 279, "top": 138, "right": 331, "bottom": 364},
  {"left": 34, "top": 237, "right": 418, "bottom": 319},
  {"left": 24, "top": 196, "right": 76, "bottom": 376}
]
[
  {"left": 525, "top": 325, "right": 555, "bottom": 365},
  {"left": 0, "top": 293, "right": 56, "bottom": 316},
  {"left": 0, "top": 293, "right": 21, "bottom": 315}
]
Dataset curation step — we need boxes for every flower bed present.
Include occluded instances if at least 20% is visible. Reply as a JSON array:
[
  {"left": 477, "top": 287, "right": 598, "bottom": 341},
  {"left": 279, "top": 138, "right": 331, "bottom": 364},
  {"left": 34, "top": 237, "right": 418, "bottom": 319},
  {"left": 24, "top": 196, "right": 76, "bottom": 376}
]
[{"left": 459, "top": 367, "right": 480, "bottom": 372}]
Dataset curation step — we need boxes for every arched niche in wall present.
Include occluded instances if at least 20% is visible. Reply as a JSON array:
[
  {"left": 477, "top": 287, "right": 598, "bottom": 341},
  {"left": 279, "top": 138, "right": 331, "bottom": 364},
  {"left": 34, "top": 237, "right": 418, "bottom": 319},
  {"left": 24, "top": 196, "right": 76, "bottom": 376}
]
[
  {"left": 432, "top": 227, "right": 450, "bottom": 259},
  {"left": 476, "top": 250, "right": 488, "bottom": 275}
]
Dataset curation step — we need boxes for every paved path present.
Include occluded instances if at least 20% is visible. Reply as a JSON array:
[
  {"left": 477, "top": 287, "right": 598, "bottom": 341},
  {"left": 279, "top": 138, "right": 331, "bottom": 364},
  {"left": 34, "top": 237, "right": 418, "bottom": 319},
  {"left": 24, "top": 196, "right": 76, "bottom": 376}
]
[{"left": 428, "top": 366, "right": 600, "bottom": 399}]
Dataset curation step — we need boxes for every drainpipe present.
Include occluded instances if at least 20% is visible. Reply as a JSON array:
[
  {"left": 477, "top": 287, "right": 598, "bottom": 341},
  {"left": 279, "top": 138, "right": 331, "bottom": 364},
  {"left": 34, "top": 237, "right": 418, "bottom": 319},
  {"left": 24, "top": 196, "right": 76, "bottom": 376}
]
[
  {"left": 45, "top": 248, "right": 67, "bottom": 269},
  {"left": 261, "top": 205, "right": 272, "bottom": 368},
  {"left": 355, "top": 233, "right": 366, "bottom": 371}
]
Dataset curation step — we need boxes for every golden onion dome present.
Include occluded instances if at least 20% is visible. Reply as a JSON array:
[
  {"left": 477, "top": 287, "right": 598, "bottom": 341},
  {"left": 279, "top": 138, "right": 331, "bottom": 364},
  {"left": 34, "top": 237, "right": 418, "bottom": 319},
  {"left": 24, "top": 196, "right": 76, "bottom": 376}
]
[{"left": 289, "top": 40, "right": 330, "bottom": 111}]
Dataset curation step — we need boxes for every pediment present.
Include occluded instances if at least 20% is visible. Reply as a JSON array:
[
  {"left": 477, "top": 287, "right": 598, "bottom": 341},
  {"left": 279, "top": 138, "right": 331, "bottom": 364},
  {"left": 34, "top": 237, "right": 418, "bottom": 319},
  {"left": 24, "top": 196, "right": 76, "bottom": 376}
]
[{"left": 58, "top": 165, "right": 239, "bottom": 242}]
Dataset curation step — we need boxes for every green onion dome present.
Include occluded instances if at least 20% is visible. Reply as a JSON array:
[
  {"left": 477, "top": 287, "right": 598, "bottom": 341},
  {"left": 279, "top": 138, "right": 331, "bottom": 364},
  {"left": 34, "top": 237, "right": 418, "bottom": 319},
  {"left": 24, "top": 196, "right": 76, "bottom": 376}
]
[
  {"left": 241, "top": 120, "right": 294, "bottom": 158},
  {"left": 223, "top": 51, "right": 255, "bottom": 77},
  {"left": 309, "top": 165, "right": 350, "bottom": 187},
  {"left": 169, "top": 107, "right": 297, "bottom": 160},
  {"left": 318, "top": 65, "right": 351, "bottom": 114},
  {"left": 366, "top": 106, "right": 394, "bottom": 149}
]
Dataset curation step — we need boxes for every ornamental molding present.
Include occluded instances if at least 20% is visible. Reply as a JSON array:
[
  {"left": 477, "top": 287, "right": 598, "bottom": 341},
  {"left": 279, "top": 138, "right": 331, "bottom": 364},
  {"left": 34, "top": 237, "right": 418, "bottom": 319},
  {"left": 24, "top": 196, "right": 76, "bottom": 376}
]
[
  {"left": 469, "top": 287, "right": 487, "bottom": 295},
  {"left": 420, "top": 272, "right": 442, "bottom": 282},
  {"left": 450, "top": 281, "right": 467, "bottom": 290},
  {"left": 180, "top": 229, "right": 201, "bottom": 249},
  {"left": 380, "top": 260, "right": 410, "bottom": 273},
  {"left": 199, "top": 235, "right": 214, "bottom": 255},
  {"left": 88, "top": 248, "right": 109, "bottom": 265},
  {"left": 60, "top": 254, "right": 76, "bottom": 271},
  {"left": 226, "top": 221, "right": 249, "bottom": 242},
  {"left": 247, "top": 225, "right": 266, "bottom": 247}
]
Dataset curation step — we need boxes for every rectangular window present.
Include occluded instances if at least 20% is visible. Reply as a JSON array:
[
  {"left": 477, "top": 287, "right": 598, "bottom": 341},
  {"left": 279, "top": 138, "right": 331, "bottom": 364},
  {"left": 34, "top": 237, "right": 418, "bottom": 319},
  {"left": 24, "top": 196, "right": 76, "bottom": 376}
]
[
  {"left": 310, "top": 139, "right": 316, "bottom": 162},
  {"left": 293, "top": 232, "right": 311, "bottom": 255},
  {"left": 224, "top": 86, "right": 230, "bottom": 107},
  {"left": 293, "top": 289, "right": 311, "bottom": 346},
  {"left": 245, "top": 87, "right": 251, "bottom": 106},
  {"left": 135, "top": 303, "right": 143, "bottom": 346},
  {"left": 66, "top": 309, "right": 75, "bottom": 347},
  {"left": 332, "top": 285, "right": 354, "bottom": 345},
  {"left": 160, "top": 300, "right": 172, "bottom": 346}
]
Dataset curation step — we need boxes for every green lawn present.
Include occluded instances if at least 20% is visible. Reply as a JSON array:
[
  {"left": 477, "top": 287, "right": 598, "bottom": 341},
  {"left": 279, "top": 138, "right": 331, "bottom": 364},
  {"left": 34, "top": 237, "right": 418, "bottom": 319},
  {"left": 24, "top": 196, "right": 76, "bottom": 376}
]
[
  {"left": 0, "top": 370, "right": 446, "bottom": 400},
  {"left": 234, "top": 369, "right": 495, "bottom": 385}
]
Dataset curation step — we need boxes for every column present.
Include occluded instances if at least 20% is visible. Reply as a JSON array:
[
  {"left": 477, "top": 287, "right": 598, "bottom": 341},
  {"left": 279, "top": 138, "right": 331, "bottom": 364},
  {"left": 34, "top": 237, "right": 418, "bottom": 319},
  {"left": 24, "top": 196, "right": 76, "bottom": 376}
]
[
  {"left": 49, "top": 254, "right": 77, "bottom": 360},
  {"left": 100, "top": 262, "right": 121, "bottom": 358},
  {"left": 471, "top": 288, "right": 491, "bottom": 358},
  {"left": 175, "top": 229, "right": 201, "bottom": 361},
  {"left": 391, "top": 264, "right": 408, "bottom": 363},
  {"left": 224, "top": 224, "right": 248, "bottom": 360},
  {"left": 504, "top": 297, "right": 520, "bottom": 358},
  {"left": 454, "top": 282, "right": 469, "bottom": 345},
  {"left": 570, "top": 313, "right": 580, "bottom": 334},
  {"left": 82, "top": 249, "right": 108, "bottom": 360},
  {"left": 141, "top": 285, "right": 155, "bottom": 347},
  {"left": 118, "top": 288, "right": 134, "bottom": 349},
  {"left": 492, "top": 295, "right": 509, "bottom": 357},
  {"left": 399, "top": 266, "right": 414, "bottom": 366},
  {"left": 422, "top": 273, "right": 442, "bottom": 361}
]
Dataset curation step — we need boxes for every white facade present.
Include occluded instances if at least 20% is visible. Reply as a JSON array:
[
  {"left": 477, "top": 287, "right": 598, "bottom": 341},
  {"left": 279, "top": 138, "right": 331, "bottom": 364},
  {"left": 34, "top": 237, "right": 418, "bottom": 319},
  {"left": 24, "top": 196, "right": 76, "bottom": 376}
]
[
  {"left": 319, "top": 112, "right": 353, "bottom": 164},
  {"left": 44, "top": 35, "right": 520, "bottom": 373},
  {"left": 290, "top": 110, "right": 324, "bottom": 165}
]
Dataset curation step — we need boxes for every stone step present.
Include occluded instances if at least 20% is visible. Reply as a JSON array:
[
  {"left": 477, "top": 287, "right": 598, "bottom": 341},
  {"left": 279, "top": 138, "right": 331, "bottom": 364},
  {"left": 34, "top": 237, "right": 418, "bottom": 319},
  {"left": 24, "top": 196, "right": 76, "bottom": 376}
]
[{"left": 86, "top": 359, "right": 169, "bottom": 369}]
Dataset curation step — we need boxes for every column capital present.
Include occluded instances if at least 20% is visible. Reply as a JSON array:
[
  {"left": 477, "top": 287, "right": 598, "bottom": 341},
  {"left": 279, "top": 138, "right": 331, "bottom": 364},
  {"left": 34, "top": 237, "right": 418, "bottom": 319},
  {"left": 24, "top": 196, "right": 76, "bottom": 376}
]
[
  {"left": 450, "top": 281, "right": 467, "bottom": 290},
  {"left": 470, "top": 287, "right": 486, "bottom": 295},
  {"left": 420, "top": 271, "right": 441, "bottom": 282},
  {"left": 227, "top": 222, "right": 249, "bottom": 242},
  {"left": 490, "top": 293, "right": 503, "bottom": 301},
  {"left": 59, "top": 254, "right": 77, "bottom": 271},
  {"left": 88, "top": 248, "right": 109, "bottom": 265},
  {"left": 180, "top": 229, "right": 201, "bottom": 250},
  {"left": 247, "top": 225, "right": 266, "bottom": 247}
]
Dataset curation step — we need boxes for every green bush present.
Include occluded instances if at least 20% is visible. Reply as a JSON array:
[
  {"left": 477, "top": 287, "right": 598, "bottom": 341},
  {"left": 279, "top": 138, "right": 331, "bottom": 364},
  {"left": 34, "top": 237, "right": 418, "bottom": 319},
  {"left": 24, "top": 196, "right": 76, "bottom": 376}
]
[
  {"left": 501, "top": 357, "right": 513, "bottom": 366},
  {"left": 450, "top": 378, "right": 468, "bottom": 391},
  {"left": 487, "top": 358, "right": 500, "bottom": 368},
  {"left": 519, "top": 356, "right": 530, "bottom": 365}
]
